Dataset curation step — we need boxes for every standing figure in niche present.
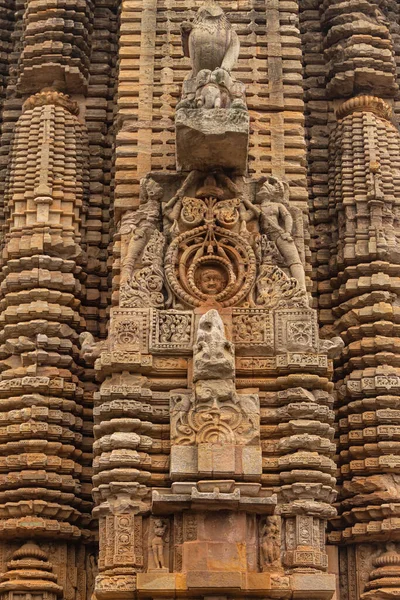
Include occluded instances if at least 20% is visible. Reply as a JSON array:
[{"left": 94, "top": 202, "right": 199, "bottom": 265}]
[
  {"left": 120, "top": 176, "right": 163, "bottom": 285},
  {"left": 151, "top": 519, "right": 169, "bottom": 570},
  {"left": 243, "top": 176, "right": 306, "bottom": 292},
  {"left": 260, "top": 516, "right": 280, "bottom": 568}
]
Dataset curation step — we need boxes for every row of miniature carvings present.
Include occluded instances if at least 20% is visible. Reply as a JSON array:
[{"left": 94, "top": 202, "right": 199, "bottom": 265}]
[{"left": 107, "top": 307, "right": 341, "bottom": 358}]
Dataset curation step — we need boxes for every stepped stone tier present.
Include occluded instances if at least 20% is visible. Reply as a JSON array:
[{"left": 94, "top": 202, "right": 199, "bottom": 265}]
[{"left": 0, "top": 0, "right": 399, "bottom": 599}]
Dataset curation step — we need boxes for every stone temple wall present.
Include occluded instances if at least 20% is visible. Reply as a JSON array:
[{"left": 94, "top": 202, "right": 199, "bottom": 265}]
[{"left": 0, "top": 1, "right": 398, "bottom": 600}]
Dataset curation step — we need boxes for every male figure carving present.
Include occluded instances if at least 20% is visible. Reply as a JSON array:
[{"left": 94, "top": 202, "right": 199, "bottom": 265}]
[{"left": 244, "top": 176, "right": 306, "bottom": 292}]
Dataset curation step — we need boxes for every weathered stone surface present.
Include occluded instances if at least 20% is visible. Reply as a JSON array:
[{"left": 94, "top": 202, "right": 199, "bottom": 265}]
[
  {"left": 175, "top": 107, "right": 249, "bottom": 173},
  {"left": 0, "top": 0, "right": 399, "bottom": 597}
]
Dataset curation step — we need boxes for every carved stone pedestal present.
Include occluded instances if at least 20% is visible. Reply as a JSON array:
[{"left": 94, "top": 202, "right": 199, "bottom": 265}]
[{"left": 175, "top": 108, "right": 249, "bottom": 173}]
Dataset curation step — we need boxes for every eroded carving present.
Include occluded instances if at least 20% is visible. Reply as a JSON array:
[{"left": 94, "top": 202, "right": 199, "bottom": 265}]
[
  {"left": 119, "top": 176, "right": 165, "bottom": 308},
  {"left": 181, "top": 0, "right": 239, "bottom": 78},
  {"left": 249, "top": 176, "right": 306, "bottom": 293},
  {"left": 176, "top": 1, "right": 248, "bottom": 172},
  {"left": 79, "top": 332, "right": 108, "bottom": 364},
  {"left": 260, "top": 516, "right": 281, "bottom": 570},
  {"left": 170, "top": 310, "right": 261, "bottom": 479}
]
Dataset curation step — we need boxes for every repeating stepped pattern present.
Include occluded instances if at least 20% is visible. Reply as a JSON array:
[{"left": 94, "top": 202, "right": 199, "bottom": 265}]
[{"left": 0, "top": 0, "right": 397, "bottom": 599}]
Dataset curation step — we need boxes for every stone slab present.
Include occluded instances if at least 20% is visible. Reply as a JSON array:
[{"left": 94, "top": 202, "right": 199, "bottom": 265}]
[
  {"left": 291, "top": 573, "right": 336, "bottom": 600},
  {"left": 176, "top": 108, "right": 249, "bottom": 173},
  {"left": 186, "top": 570, "right": 242, "bottom": 590},
  {"left": 136, "top": 572, "right": 186, "bottom": 592}
]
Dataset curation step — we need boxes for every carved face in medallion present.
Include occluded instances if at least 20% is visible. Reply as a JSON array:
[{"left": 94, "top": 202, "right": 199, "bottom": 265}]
[{"left": 197, "top": 266, "right": 226, "bottom": 295}]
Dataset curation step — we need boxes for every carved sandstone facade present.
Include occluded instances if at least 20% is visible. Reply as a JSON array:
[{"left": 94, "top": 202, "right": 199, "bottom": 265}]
[{"left": 0, "top": 1, "right": 399, "bottom": 600}]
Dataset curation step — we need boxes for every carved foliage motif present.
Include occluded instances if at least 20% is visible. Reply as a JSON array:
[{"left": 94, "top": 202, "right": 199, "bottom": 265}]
[
  {"left": 232, "top": 309, "right": 274, "bottom": 351},
  {"left": 114, "top": 514, "right": 135, "bottom": 565},
  {"left": 275, "top": 309, "right": 319, "bottom": 353},
  {"left": 170, "top": 388, "right": 260, "bottom": 446},
  {"left": 110, "top": 309, "right": 148, "bottom": 354},
  {"left": 115, "top": 321, "right": 140, "bottom": 348},
  {"left": 253, "top": 263, "right": 307, "bottom": 309},
  {"left": 150, "top": 310, "right": 194, "bottom": 353},
  {"left": 183, "top": 513, "right": 197, "bottom": 542}
]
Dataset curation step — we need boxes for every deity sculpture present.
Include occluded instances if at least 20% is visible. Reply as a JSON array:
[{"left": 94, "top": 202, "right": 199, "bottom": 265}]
[
  {"left": 260, "top": 516, "right": 281, "bottom": 569},
  {"left": 151, "top": 519, "right": 169, "bottom": 570},
  {"left": 243, "top": 176, "right": 306, "bottom": 292},
  {"left": 120, "top": 176, "right": 163, "bottom": 285},
  {"left": 196, "top": 265, "right": 227, "bottom": 295}
]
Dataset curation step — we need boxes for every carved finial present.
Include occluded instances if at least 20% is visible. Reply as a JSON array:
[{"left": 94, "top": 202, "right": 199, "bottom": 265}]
[
  {"left": 0, "top": 541, "right": 62, "bottom": 595},
  {"left": 362, "top": 543, "right": 400, "bottom": 599},
  {"left": 12, "top": 541, "right": 48, "bottom": 561}
]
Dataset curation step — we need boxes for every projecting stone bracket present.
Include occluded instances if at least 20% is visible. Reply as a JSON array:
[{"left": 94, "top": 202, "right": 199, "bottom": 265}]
[
  {"left": 151, "top": 480, "right": 277, "bottom": 514},
  {"left": 175, "top": 107, "right": 249, "bottom": 173}
]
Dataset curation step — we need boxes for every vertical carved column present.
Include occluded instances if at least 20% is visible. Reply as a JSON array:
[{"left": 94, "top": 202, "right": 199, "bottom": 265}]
[
  {"left": 321, "top": 0, "right": 400, "bottom": 591},
  {"left": 0, "top": 0, "right": 95, "bottom": 594},
  {"left": 94, "top": 484, "right": 147, "bottom": 597},
  {"left": 328, "top": 95, "right": 400, "bottom": 555},
  {"left": 92, "top": 365, "right": 166, "bottom": 598},
  {"left": 263, "top": 386, "right": 337, "bottom": 571},
  {"left": 0, "top": 87, "right": 91, "bottom": 555}
]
